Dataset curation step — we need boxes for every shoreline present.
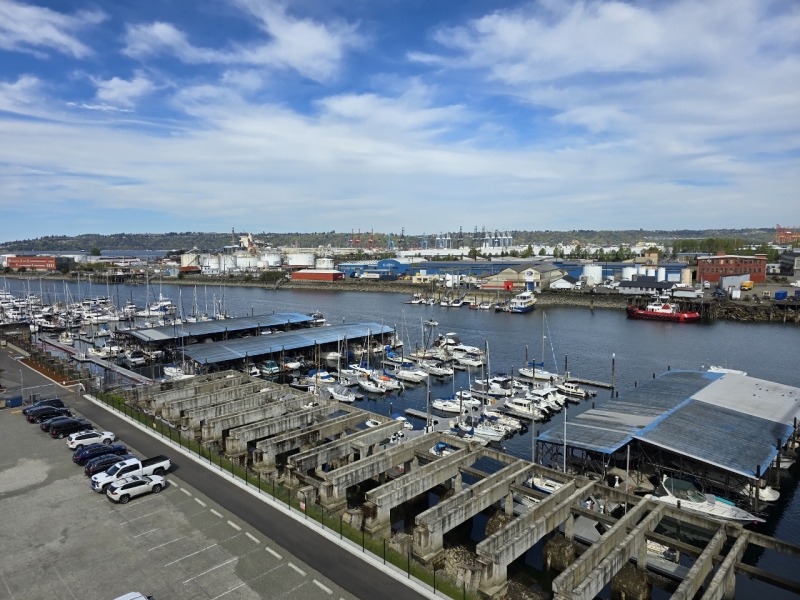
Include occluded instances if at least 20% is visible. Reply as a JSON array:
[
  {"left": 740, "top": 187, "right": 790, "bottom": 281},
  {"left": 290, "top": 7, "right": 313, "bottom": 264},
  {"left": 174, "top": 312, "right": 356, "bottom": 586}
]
[{"left": 5, "top": 275, "right": 799, "bottom": 324}]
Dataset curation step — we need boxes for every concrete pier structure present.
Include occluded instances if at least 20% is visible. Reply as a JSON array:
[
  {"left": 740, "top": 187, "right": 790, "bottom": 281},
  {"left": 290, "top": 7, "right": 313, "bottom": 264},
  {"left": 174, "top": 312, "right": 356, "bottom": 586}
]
[
  {"left": 127, "top": 371, "right": 242, "bottom": 405},
  {"left": 253, "top": 411, "right": 368, "bottom": 469},
  {"left": 182, "top": 386, "right": 301, "bottom": 430},
  {"left": 160, "top": 381, "right": 266, "bottom": 420},
  {"left": 200, "top": 393, "right": 313, "bottom": 442}
]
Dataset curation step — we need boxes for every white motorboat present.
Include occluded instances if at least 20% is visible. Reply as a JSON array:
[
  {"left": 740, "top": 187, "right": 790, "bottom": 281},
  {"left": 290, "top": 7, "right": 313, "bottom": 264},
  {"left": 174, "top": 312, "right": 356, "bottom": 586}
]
[
  {"left": 528, "top": 475, "right": 568, "bottom": 495},
  {"left": 507, "top": 291, "right": 536, "bottom": 313},
  {"left": 454, "top": 420, "right": 505, "bottom": 442},
  {"left": 502, "top": 397, "right": 546, "bottom": 421},
  {"left": 58, "top": 331, "right": 75, "bottom": 346},
  {"left": 327, "top": 385, "right": 356, "bottom": 403},
  {"left": 394, "top": 415, "right": 414, "bottom": 430},
  {"left": 419, "top": 360, "right": 454, "bottom": 377},
  {"left": 556, "top": 381, "right": 594, "bottom": 400},
  {"left": 483, "top": 409, "right": 523, "bottom": 431},
  {"left": 391, "top": 367, "right": 428, "bottom": 383},
  {"left": 430, "top": 442, "right": 455, "bottom": 457},
  {"left": 645, "top": 477, "right": 765, "bottom": 524},
  {"left": 365, "top": 418, "right": 382, "bottom": 428},
  {"left": 707, "top": 366, "right": 747, "bottom": 376},
  {"left": 358, "top": 378, "right": 387, "bottom": 394},
  {"left": 370, "top": 371, "right": 404, "bottom": 391},
  {"left": 432, "top": 395, "right": 482, "bottom": 413},
  {"left": 423, "top": 318, "right": 438, "bottom": 327}
]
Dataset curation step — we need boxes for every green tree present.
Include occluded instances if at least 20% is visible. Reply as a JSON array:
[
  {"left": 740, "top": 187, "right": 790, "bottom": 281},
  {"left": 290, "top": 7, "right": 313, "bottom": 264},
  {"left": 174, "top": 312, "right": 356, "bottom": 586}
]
[
  {"left": 90, "top": 247, "right": 101, "bottom": 256},
  {"left": 538, "top": 247, "right": 547, "bottom": 256}
]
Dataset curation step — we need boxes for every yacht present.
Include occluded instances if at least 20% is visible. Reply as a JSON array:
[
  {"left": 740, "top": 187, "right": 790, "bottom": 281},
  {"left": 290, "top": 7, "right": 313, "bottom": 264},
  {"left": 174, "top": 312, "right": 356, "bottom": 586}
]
[
  {"left": 502, "top": 396, "right": 546, "bottom": 421},
  {"left": 326, "top": 385, "right": 356, "bottom": 403},
  {"left": 645, "top": 477, "right": 765, "bottom": 524},
  {"left": 418, "top": 360, "right": 454, "bottom": 377},
  {"left": 508, "top": 291, "right": 537, "bottom": 313}
]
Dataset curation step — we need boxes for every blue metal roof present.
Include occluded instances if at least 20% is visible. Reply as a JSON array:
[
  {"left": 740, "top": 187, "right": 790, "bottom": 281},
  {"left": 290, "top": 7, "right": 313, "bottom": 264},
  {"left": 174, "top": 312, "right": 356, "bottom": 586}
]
[
  {"left": 183, "top": 322, "right": 394, "bottom": 365},
  {"left": 126, "top": 313, "right": 314, "bottom": 343},
  {"left": 538, "top": 370, "right": 800, "bottom": 479}
]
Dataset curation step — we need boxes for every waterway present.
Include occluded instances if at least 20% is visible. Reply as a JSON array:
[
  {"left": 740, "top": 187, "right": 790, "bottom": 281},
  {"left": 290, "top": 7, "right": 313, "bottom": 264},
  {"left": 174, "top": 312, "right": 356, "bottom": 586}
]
[{"left": 5, "top": 278, "right": 800, "bottom": 597}]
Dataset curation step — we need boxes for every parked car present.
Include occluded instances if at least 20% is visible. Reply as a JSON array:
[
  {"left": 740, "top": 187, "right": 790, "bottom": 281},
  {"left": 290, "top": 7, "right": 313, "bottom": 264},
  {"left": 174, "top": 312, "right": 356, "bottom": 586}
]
[
  {"left": 26, "top": 405, "right": 71, "bottom": 423},
  {"left": 39, "top": 414, "right": 76, "bottom": 431},
  {"left": 84, "top": 453, "right": 137, "bottom": 477},
  {"left": 21, "top": 397, "right": 64, "bottom": 416},
  {"left": 113, "top": 594, "right": 154, "bottom": 600},
  {"left": 791, "top": 281, "right": 800, "bottom": 288},
  {"left": 91, "top": 456, "right": 171, "bottom": 493},
  {"left": 703, "top": 280, "right": 711, "bottom": 289},
  {"left": 67, "top": 430, "right": 116, "bottom": 450},
  {"left": 106, "top": 475, "right": 166, "bottom": 504},
  {"left": 73, "top": 443, "right": 128, "bottom": 466},
  {"left": 49, "top": 418, "right": 93, "bottom": 439}
]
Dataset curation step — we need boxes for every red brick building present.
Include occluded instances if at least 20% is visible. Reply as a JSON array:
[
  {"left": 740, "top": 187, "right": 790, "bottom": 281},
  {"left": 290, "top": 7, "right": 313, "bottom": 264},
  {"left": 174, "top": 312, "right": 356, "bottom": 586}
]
[
  {"left": 7, "top": 256, "right": 70, "bottom": 272},
  {"left": 697, "top": 253, "right": 767, "bottom": 283},
  {"left": 291, "top": 269, "right": 344, "bottom": 282}
]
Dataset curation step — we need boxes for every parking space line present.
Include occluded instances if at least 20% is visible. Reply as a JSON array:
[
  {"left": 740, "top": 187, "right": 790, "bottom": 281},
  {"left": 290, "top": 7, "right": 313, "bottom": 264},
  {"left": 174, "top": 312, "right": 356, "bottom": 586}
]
[
  {"left": 182, "top": 557, "right": 237, "bottom": 584},
  {"left": 227, "top": 520, "right": 241, "bottom": 531},
  {"left": 164, "top": 543, "right": 217, "bottom": 566},
  {"left": 194, "top": 498, "right": 207, "bottom": 507},
  {"left": 180, "top": 488, "right": 192, "bottom": 496},
  {"left": 287, "top": 562, "right": 306, "bottom": 576},
  {"left": 245, "top": 532, "right": 260, "bottom": 544},
  {"left": 210, "top": 509, "right": 223, "bottom": 518},
  {"left": 266, "top": 547, "right": 282, "bottom": 560},
  {"left": 313, "top": 580, "right": 333, "bottom": 595},
  {"left": 148, "top": 537, "right": 185, "bottom": 552},
  {"left": 120, "top": 508, "right": 166, "bottom": 523},
  {"left": 170, "top": 482, "right": 179, "bottom": 487},
  {"left": 210, "top": 583, "right": 245, "bottom": 600},
  {"left": 133, "top": 528, "right": 158, "bottom": 538}
]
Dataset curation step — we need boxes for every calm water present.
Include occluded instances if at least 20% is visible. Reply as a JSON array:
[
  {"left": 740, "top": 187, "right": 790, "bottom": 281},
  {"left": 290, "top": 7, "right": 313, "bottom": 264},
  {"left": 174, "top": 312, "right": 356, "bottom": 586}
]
[{"left": 7, "top": 278, "right": 800, "bottom": 594}]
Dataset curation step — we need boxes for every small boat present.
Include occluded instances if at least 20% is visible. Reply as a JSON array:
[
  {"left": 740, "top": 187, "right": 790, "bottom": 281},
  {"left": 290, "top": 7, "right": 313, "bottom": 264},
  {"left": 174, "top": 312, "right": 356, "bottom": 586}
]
[
  {"left": 707, "top": 366, "right": 747, "bottom": 376},
  {"left": 58, "top": 331, "right": 75, "bottom": 346},
  {"left": 645, "top": 476, "right": 764, "bottom": 524},
  {"left": 507, "top": 291, "right": 537, "bottom": 313},
  {"left": 430, "top": 442, "right": 454, "bottom": 457},
  {"left": 260, "top": 360, "right": 280, "bottom": 376},
  {"left": 327, "top": 385, "right": 356, "bottom": 403},
  {"left": 423, "top": 318, "right": 438, "bottom": 327},
  {"left": 371, "top": 371, "right": 403, "bottom": 391},
  {"left": 419, "top": 360, "right": 454, "bottom": 377},
  {"left": 557, "top": 381, "right": 594, "bottom": 400},
  {"left": 358, "top": 378, "right": 387, "bottom": 394},
  {"left": 248, "top": 366, "right": 260, "bottom": 377},
  {"left": 528, "top": 475, "right": 567, "bottom": 495},
  {"left": 626, "top": 296, "right": 700, "bottom": 323},
  {"left": 393, "top": 415, "right": 414, "bottom": 430},
  {"left": 478, "top": 301, "right": 493, "bottom": 310},
  {"left": 365, "top": 418, "right": 382, "bottom": 428}
]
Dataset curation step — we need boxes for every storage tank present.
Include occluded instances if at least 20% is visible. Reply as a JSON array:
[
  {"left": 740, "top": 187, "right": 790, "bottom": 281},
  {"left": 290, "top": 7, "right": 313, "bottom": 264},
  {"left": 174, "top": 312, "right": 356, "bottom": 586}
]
[
  {"left": 582, "top": 265, "right": 603, "bottom": 286},
  {"left": 181, "top": 253, "right": 199, "bottom": 268},
  {"left": 681, "top": 268, "right": 693, "bottom": 285},
  {"left": 261, "top": 251, "right": 282, "bottom": 267},
  {"left": 637, "top": 265, "right": 647, "bottom": 275},
  {"left": 285, "top": 253, "right": 315, "bottom": 268},
  {"left": 203, "top": 254, "right": 221, "bottom": 271},
  {"left": 316, "top": 257, "right": 334, "bottom": 270},
  {"left": 622, "top": 267, "right": 637, "bottom": 281},
  {"left": 220, "top": 255, "right": 237, "bottom": 272},
  {"left": 657, "top": 267, "right": 666, "bottom": 282},
  {"left": 646, "top": 268, "right": 656, "bottom": 278},
  {"left": 236, "top": 254, "right": 259, "bottom": 269}
]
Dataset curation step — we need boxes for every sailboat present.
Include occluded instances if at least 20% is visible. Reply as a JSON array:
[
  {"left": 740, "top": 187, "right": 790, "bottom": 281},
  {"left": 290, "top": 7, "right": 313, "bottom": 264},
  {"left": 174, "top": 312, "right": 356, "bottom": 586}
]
[{"left": 519, "top": 311, "right": 560, "bottom": 381}]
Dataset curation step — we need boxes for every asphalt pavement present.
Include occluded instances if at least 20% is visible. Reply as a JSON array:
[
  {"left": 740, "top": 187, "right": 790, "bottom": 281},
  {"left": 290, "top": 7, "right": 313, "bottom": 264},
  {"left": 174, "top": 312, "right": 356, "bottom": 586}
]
[{"left": 0, "top": 347, "right": 426, "bottom": 600}]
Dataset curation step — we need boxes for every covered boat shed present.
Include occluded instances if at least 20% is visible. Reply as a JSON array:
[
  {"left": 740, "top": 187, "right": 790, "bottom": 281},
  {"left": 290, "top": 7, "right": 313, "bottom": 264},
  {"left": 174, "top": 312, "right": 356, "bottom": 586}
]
[
  {"left": 537, "top": 370, "right": 800, "bottom": 497},
  {"left": 182, "top": 322, "right": 394, "bottom": 369}
]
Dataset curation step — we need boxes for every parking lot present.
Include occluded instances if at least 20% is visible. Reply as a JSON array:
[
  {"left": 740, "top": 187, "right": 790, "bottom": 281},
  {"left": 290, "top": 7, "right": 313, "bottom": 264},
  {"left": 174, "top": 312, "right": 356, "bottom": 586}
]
[{"left": 0, "top": 402, "right": 357, "bottom": 600}]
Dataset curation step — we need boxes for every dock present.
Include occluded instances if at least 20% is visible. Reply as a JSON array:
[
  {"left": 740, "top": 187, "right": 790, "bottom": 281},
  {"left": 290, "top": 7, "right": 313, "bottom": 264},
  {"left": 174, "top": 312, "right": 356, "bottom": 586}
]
[
  {"left": 40, "top": 337, "right": 154, "bottom": 385},
  {"left": 565, "top": 376, "right": 613, "bottom": 389}
]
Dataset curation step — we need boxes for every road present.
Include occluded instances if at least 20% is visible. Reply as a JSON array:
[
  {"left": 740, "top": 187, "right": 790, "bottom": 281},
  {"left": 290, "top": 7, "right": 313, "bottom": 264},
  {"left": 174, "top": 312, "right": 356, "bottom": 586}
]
[{"left": 0, "top": 347, "right": 426, "bottom": 600}]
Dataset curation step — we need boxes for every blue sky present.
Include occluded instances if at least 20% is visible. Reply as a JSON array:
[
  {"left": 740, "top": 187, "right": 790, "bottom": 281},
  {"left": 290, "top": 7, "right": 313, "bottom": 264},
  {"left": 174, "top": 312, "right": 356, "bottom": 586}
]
[{"left": 1, "top": 0, "right": 799, "bottom": 241}]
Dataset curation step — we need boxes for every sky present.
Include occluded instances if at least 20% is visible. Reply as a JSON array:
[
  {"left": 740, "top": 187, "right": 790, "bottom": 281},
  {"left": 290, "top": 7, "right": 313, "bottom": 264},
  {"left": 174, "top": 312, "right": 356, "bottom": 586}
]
[{"left": 1, "top": 0, "right": 799, "bottom": 241}]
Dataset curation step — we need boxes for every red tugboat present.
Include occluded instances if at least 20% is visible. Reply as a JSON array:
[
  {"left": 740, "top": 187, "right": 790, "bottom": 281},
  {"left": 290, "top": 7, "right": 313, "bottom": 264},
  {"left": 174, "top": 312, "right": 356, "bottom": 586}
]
[{"left": 626, "top": 295, "right": 701, "bottom": 323}]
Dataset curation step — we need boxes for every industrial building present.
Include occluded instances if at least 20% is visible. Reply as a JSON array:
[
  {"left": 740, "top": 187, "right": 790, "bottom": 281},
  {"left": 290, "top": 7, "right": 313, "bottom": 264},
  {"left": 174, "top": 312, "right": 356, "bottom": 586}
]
[
  {"left": 6, "top": 256, "right": 71, "bottom": 272},
  {"left": 291, "top": 269, "right": 345, "bottom": 282},
  {"left": 480, "top": 263, "right": 564, "bottom": 291},
  {"left": 697, "top": 253, "right": 767, "bottom": 283}
]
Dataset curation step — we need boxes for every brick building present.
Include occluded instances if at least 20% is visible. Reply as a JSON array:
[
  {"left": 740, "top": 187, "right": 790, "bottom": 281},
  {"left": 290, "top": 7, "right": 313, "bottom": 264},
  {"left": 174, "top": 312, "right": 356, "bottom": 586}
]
[
  {"left": 697, "top": 253, "right": 767, "bottom": 284},
  {"left": 7, "top": 256, "right": 71, "bottom": 272}
]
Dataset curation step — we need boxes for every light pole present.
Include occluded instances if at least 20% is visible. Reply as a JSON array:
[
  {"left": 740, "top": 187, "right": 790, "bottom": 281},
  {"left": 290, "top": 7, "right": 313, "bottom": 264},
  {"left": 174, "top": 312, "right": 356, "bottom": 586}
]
[{"left": 611, "top": 353, "right": 616, "bottom": 397}]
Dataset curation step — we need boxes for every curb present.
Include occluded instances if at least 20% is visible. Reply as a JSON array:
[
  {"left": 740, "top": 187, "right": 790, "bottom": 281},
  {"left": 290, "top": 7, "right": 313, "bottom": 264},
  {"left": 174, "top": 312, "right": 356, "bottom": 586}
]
[{"left": 82, "top": 392, "right": 444, "bottom": 600}]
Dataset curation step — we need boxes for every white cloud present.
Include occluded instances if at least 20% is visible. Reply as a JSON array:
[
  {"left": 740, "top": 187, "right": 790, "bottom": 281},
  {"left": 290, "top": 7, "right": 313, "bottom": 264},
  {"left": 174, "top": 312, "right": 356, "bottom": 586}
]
[
  {"left": 0, "top": 0, "right": 104, "bottom": 58},
  {"left": 91, "top": 72, "right": 154, "bottom": 108},
  {"left": 123, "top": 0, "right": 362, "bottom": 82}
]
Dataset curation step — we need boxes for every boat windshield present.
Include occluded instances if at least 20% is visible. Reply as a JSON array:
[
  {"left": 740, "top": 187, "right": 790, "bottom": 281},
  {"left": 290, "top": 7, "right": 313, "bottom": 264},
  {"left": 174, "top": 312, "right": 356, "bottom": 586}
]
[{"left": 661, "top": 479, "right": 707, "bottom": 503}]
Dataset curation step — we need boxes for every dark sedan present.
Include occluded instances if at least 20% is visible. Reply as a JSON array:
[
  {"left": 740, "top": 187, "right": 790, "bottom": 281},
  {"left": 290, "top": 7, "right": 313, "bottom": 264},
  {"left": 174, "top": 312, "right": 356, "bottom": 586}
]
[
  {"left": 84, "top": 453, "right": 137, "bottom": 477},
  {"left": 21, "top": 397, "right": 64, "bottom": 416},
  {"left": 27, "top": 406, "right": 71, "bottom": 423},
  {"left": 72, "top": 443, "right": 128, "bottom": 466},
  {"left": 40, "top": 414, "right": 76, "bottom": 431}
]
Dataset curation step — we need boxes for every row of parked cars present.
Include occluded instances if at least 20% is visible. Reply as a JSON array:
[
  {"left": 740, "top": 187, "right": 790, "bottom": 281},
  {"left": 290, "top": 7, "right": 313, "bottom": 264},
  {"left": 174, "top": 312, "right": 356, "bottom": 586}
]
[{"left": 22, "top": 397, "right": 172, "bottom": 504}]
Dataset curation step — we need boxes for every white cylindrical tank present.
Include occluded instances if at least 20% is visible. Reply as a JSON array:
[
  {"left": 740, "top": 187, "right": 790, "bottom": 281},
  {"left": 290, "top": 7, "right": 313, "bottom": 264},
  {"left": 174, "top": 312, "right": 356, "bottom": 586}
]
[
  {"left": 646, "top": 268, "right": 656, "bottom": 277},
  {"left": 236, "top": 254, "right": 259, "bottom": 269},
  {"left": 181, "top": 253, "right": 199, "bottom": 268},
  {"left": 316, "top": 257, "right": 334, "bottom": 269},
  {"left": 622, "top": 267, "right": 637, "bottom": 281},
  {"left": 261, "top": 251, "right": 282, "bottom": 267},
  {"left": 582, "top": 265, "right": 603, "bottom": 285},
  {"left": 221, "top": 255, "right": 237, "bottom": 271},
  {"left": 657, "top": 267, "right": 666, "bottom": 282},
  {"left": 285, "top": 253, "right": 315, "bottom": 268},
  {"left": 681, "top": 268, "right": 693, "bottom": 285},
  {"left": 637, "top": 265, "right": 647, "bottom": 275},
  {"left": 203, "top": 254, "right": 221, "bottom": 271}
]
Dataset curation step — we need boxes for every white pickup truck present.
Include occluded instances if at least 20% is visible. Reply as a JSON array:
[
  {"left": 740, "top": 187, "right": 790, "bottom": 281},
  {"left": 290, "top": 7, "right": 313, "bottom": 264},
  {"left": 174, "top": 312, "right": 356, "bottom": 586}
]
[{"left": 90, "top": 455, "right": 171, "bottom": 493}]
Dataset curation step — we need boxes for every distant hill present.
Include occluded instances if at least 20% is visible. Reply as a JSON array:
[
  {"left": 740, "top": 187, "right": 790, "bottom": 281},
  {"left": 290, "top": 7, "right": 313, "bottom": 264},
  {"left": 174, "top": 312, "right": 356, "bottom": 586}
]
[{"left": 0, "top": 228, "right": 776, "bottom": 252}]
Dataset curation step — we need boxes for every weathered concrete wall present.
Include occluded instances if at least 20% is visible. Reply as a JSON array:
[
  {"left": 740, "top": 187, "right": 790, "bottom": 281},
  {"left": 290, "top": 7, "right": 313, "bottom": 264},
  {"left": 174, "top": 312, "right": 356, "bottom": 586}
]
[
  {"left": 183, "top": 386, "right": 299, "bottom": 429},
  {"left": 254, "top": 411, "right": 367, "bottom": 468},
  {"left": 148, "top": 374, "right": 250, "bottom": 412},
  {"left": 289, "top": 420, "right": 404, "bottom": 474},
  {"left": 129, "top": 371, "right": 239, "bottom": 404},
  {"left": 225, "top": 403, "right": 339, "bottom": 455},
  {"left": 161, "top": 381, "right": 265, "bottom": 420},
  {"left": 201, "top": 394, "right": 312, "bottom": 442}
]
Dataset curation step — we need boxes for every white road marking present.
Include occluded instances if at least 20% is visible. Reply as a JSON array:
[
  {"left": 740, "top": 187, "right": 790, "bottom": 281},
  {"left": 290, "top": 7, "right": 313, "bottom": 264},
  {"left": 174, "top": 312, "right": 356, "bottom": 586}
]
[
  {"left": 183, "top": 557, "right": 238, "bottom": 584},
  {"left": 210, "top": 583, "right": 245, "bottom": 600},
  {"left": 170, "top": 482, "right": 179, "bottom": 487},
  {"left": 121, "top": 508, "right": 165, "bottom": 523},
  {"left": 132, "top": 528, "right": 158, "bottom": 538},
  {"left": 227, "top": 520, "right": 241, "bottom": 531},
  {"left": 313, "top": 580, "right": 333, "bottom": 595},
  {"left": 265, "top": 547, "right": 283, "bottom": 560},
  {"left": 148, "top": 537, "right": 185, "bottom": 551},
  {"left": 180, "top": 488, "right": 192, "bottom": 496},
  {"left": 164, "top": 543, "right": 217, "bottom": 566},
  {"left": 210, "top": 509, "right": 223, "bottom": 518},
  {"left": 287, "top": 562, "right": 306, "bottom": 576},
  {"left": 194, "top": 498, "right": 207, "bottom": 507},
  {"left": 245, "top": 532, "right": 260, "bottom": 544}
]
